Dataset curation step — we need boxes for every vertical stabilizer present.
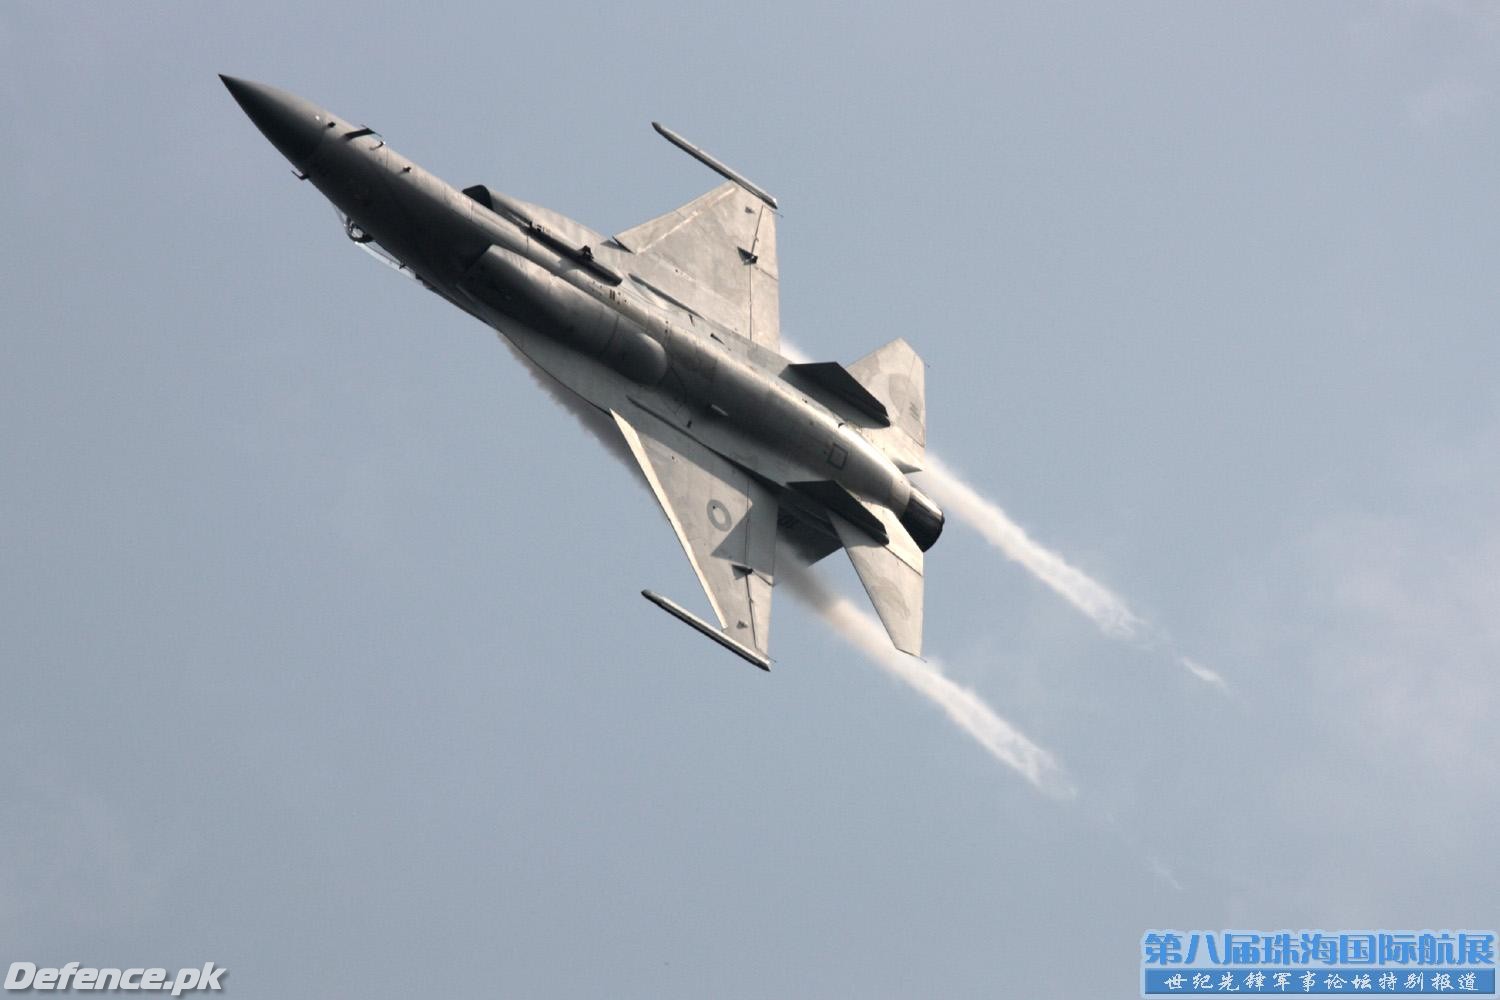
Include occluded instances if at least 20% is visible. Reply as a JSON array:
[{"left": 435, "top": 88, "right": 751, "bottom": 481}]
[{"left": 847, "top": 339, "right": 926, "bottom": 472}]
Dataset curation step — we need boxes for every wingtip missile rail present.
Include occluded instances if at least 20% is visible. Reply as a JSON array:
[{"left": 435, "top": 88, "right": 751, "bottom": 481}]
[
  {"left": 651, "top": 122, "right": 779, "bottom": 210},
  {"left": 641, "top": 590, "right": 771, "bottom": 671}
]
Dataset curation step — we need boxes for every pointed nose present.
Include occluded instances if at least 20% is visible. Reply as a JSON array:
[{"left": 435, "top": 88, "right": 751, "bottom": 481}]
[{"left": 220, "top": 75, "right": 326, "bottom": 165}]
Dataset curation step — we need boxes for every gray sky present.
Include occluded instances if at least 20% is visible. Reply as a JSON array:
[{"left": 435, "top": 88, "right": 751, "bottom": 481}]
[{"left": 2, "top": 3, "right": 1496, "bottom": 997}]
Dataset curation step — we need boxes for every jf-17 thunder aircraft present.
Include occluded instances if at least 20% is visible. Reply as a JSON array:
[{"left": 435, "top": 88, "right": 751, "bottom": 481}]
[{"left": 223, "top": 76, "right": 943, "bottom": 671}]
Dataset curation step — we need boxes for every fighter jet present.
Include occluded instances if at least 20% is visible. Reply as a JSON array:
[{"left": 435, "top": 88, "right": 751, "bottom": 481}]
[{"left": 222, "top": 76, "right": 943, "bottom": 671}]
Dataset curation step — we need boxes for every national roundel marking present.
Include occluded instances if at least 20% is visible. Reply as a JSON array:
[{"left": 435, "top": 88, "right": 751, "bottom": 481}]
[{"left": 706, "top": 499, "right": 732, "bottom": 531}]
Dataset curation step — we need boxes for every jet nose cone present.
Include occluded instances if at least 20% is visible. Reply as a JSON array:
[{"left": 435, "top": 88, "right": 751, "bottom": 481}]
[{"left": 220, "top": 75, "right": 325, "bottom": 166}]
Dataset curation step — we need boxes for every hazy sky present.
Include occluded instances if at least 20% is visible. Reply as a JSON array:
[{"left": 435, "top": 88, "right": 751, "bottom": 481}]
[{"left": 3, "top": 3, "right": 1496, "bottom": 997}]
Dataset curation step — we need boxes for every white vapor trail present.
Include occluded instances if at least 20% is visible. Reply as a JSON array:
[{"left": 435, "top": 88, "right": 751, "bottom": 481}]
[
  {"left": 1177, "top": 655, "right": 1228, "bottom": 691},
  {"left": 783, "top": 565, "right": 1076, "bottom": 799},
  {"left": 918, "top": 455, "right": 1227, "bottom": 689},
  {"left": 919, "top": 454, "right": 1148, "bottom": 642},
  {"left": 505, "top": 333, "right": 1080, "bottom": 780},
  {"left": 785, "top": 336, "right": 1140, "bottom": 638},
  {"left": 495, "top": 336, "right": 640, "bottom": 470},
  {"left": 783, "top": 338, "right": 1220, "bottom": 687}
]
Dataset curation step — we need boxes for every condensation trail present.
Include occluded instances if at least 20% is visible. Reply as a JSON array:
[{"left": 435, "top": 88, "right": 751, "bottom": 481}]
[
  {"left": 783, "top": 565, "right": 1076, "bottom": 800},
  {"left": 521, "top": 330, "right": 1221, "bottom": 690},
  {"left": 918, "top": 452, "right": 1224, "bottom": 689},
  {"left": 1177, "top": 655, "right": 1228, "bottom": 690},
  {"left": 918, "top": 454, "right": 1226, "bottom": 689},
  {"left": 783, "top": 339, "right": 1150, "bottom": 642},
  {"left": 918, "top": 454, "right": 1147, "bottom": 641},
  {"left": 495, "top": 337, "right": 640, "bottom": 469},
  {"left": 505, "top": 337, "right": 1081, "bottom": 776}
]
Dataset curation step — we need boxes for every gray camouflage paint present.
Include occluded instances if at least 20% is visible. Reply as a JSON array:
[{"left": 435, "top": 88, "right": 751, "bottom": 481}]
[{"left": 221, "top": 75, "right": 942, "bottom": 665}]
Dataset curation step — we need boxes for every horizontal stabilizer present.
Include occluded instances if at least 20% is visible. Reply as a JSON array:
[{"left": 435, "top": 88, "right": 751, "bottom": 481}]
[
  {"left": 788, "top": 481, "right": 887, "bottom": 545},
  {"left": 783, "top": 362, "right": 891, "bottom": 427},
  {"left": 832, "top": 506, "right": 925, "bottom": 657}
]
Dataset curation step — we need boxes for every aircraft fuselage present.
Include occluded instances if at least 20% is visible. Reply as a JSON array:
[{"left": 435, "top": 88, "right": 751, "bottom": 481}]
[{"left": 222, "top": 77, "right": 941, "bottom": 545}]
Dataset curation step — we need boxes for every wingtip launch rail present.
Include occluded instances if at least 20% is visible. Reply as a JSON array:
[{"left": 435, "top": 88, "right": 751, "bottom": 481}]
[
  {"left": 651, "top": 121, "right": 779, "bottom": 210},
  {"left": 642, "top": 590, "right": 772, "bottom": 672}
]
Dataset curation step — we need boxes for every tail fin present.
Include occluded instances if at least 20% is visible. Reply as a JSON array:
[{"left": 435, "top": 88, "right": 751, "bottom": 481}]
[
  {"left": 830, "top": 499, "right": 925, "bottom": 656},
  {"left": 847, "top": 338, "right": 926, "bottom": 472}
]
